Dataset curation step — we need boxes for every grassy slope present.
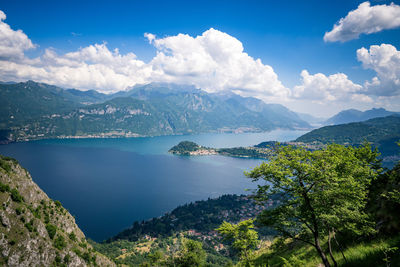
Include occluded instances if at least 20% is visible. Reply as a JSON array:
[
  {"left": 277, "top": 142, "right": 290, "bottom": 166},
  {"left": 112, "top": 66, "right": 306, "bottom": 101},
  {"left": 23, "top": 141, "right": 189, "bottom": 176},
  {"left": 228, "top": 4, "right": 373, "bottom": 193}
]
[{"left": 253, "top": 235, "right": 400, "bottom": 267}]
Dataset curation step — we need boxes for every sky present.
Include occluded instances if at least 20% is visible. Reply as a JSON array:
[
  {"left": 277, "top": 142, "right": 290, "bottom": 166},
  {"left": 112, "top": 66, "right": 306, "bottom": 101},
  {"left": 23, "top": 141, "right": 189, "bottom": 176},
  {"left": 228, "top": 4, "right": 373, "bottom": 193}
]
[{"left": 1, "top": 0, "right": 400, "bottom": 117}]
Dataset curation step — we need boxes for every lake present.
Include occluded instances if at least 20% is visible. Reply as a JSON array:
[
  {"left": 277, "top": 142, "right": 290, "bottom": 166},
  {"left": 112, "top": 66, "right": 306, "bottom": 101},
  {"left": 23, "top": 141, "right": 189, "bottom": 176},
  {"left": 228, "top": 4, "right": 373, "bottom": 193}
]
[{"left": 0, "top": 130, "right": 307, "bottom": 241}]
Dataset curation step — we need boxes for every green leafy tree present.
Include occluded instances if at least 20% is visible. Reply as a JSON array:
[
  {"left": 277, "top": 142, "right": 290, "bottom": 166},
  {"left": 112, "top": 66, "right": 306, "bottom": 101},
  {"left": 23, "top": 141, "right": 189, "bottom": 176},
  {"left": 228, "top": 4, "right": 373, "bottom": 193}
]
[
  {"left": 246, "top": 143, "right": 380, "bottom": 267},
  {"left": 368, "top": 161, "right": 400, "bottom": 234},
  {"left": 216, "top": 219, "right": 259, "bottom": 266},
  {"left": 173, "top": 238, "right": 206, "bottom": 267},
  {"left": 147, "top": 250, "right": 164, "bottom": 265}
]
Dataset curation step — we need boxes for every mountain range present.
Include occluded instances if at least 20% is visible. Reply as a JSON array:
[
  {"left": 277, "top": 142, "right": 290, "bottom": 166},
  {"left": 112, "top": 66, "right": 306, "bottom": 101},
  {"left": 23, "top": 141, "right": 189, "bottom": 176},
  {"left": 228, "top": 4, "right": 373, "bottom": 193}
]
[
  {"left": 0, "top": 81, "right": 311, "bottom": 143},
  {"left": 324, "top": 108, "right": 400, "bottom": 125},
  {"left": 1, "top": 80, "right": 400, "bottom": 144}
]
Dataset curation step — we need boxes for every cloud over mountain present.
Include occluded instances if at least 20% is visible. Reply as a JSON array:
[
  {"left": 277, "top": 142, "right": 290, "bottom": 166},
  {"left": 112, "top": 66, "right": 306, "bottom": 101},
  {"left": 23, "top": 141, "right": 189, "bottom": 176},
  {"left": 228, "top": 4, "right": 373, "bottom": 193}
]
[
  {"left": 0, "top": 12, "right": 289, "bottom": 100},
  {"left": 357, "top": 43, "right": 400, "bottom": 97},
  {"left": 146, "top": 28, "right": 290, "bottom": 101},
  {"left": 293, "top": 70, "right": 370, "bottom": 103},
  {"left": 0, "top": 8, "right": 399, "bottom": 113},
  {"left": 324, "top": 1, "right": 400, "bottom": 42}
]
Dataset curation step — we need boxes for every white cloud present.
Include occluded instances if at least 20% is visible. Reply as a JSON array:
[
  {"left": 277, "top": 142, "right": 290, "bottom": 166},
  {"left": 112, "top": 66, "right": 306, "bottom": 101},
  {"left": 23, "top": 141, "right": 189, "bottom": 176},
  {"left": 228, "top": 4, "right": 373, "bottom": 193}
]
[
  {"left": 144, "top": 33, "right": 156, "bottom": 44},
  {"left": 0, "top": 10, "right": 35, "bottom": 61},
  {"left": 0, "top": 9, "right": 398, "bottom": 115},
  {"left": 147, "top": 28, "right": 290, "bottom": 100},
  {"left": 357, "top": 43, "right": 400, "bottom": 96},
  {"left": 0, "top": 43, "right": 152, "bottom": 93},
  {"left": 324, "top": 1, "right": 400, "bottom": 42},
  {"left": 0, "top": 11, "right": 289, "bottom": 100},
  {"left": 292, "top": 70, "right": 369, "bottom": 103}
]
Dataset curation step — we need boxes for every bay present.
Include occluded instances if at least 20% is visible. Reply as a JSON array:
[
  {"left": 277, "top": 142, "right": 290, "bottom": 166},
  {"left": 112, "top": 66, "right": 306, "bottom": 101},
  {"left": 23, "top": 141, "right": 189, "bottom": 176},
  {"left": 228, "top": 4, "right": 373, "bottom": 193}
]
[{"left": 0, "top": 130, "right": 307, "bottom": 241}]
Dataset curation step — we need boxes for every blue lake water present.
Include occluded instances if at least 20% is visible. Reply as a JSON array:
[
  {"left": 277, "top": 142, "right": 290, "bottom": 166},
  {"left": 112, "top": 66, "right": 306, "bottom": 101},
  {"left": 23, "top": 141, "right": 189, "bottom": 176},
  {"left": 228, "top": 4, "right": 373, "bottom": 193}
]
[{"left": 0, "top": 130, "right": 307, "bottom": 241}]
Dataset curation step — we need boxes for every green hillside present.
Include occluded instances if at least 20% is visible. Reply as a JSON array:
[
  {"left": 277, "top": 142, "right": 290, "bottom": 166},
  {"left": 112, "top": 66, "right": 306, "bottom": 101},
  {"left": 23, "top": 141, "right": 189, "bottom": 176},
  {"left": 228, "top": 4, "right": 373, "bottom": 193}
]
[
  {"left": 0, "top": 155, "right": 115, "bottom": 266},
  {"left": 0, "top": 81, "right": 311, "bottom": 143},
  {"left": 296, "top": 115, "right": 400, "bottom": 161}
]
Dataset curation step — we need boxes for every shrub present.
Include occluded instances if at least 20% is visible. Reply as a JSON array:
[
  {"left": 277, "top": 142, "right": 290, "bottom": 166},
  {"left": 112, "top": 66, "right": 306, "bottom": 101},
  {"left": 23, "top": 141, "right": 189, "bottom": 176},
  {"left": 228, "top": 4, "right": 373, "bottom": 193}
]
[
  {"left": 46, "top": 224, "right": 57, "bottom": 239},
  {"left": 54, "top": 200, "right": 62, "bottom": 207},
  {"left": 24, "top": 220, "right": 35, "bottom": 232},
  {"left": 69, "top": 232, "right": 77, "bottom": 241},
  {"left": 0, "top": 159, "right": 11, "bottom": 173},
  {"left": 15, "top": 207, "right": 23, "bottom": 215},
  {"left": 54, "top": 235, "right": 66, "bottom": 250},
  {"left": 63, "top": 254, "right": 70, "bottom": 264},
  {"left": 10, "top": 188, "right": 23, "bottom": 202},
  {"left": 0, "top": 182, "right": 10, "bottom": 192}
]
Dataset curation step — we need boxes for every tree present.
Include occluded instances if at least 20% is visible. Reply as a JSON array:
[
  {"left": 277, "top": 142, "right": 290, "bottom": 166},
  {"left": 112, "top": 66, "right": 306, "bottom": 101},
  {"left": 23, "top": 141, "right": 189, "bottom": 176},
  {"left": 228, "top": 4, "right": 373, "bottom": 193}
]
[
  {"left": 246, "top": 143, "right": 380, "bottom": 267},
  {"left": 173, "top": 238, "right": 206, "bottom": 267},
  {"left": 216, "top": 219, "right": 259, "bottom": 266},
  {"left": 368, "top": 161, "right": 400, "bottom": 234},
  {"left": 147, "top": 250, "right": 164, "bottom": 265}
]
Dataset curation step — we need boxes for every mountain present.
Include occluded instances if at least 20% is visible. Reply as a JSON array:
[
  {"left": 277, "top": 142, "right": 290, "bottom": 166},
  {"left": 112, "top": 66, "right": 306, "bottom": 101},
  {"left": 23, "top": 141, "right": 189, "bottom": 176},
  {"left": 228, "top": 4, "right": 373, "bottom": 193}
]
[
  {"left": 296, "top": 112, "right": 326, "bottom": 126},
  {"left": 324, "top": 108, "right": 399, "bottom": 125},
  {"left": 0, "top": 81, "right": 311, "bottom": 142},
  {"left": 0, "top": 81, "right": 82, "bottom": 129},
  {"left": 65, "top": 89, "right": 110, "bottom": 104},
  {"left": 0, "top": 155, "right": 115, "bottom": 266},
  {"left": 112, "top": 82, "right": 200, "bottom": 100},
  {"left": 0, "top": 81, "right": 17, "bottom": 85},
  {"left": 296, "top": 115, "right": 400, "bottom": 165}
]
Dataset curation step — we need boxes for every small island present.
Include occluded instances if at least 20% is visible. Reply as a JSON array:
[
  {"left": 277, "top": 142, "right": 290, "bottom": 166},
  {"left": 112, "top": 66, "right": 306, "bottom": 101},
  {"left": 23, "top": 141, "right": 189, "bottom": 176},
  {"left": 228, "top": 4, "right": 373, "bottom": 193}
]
[
  {"left": 168, "top": 141, "right": 218, "bottom": 156},
  {"left": 169, "top": 140, "right": 329, "bottom": 160},
  {"left": 168, "top": 141, "right": 273, "bottom": 159}
]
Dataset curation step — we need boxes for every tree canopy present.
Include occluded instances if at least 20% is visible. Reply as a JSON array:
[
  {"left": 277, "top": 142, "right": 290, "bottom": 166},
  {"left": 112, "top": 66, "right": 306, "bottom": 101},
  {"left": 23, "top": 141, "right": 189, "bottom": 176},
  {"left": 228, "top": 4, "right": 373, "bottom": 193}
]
[
  {"left": 246, "top": 143, "right": 381, "bottom": 267},
  {"left": 216, "top": 219, "right": 259, "bottom": 265}
]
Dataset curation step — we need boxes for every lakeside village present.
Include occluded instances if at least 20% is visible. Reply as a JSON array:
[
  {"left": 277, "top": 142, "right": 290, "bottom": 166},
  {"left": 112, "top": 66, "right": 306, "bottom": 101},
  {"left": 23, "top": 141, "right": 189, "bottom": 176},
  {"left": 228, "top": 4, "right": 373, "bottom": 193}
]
[{"left": 114, "top": 195, "right": 280, "bottom": 258}]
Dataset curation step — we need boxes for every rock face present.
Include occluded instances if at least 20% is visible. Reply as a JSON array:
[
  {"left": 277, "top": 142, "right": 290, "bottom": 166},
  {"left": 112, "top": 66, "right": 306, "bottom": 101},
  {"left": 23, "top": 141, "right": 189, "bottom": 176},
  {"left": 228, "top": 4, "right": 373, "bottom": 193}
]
[{"left": 0, "top": 155, "right": 115, "bottom": 267}]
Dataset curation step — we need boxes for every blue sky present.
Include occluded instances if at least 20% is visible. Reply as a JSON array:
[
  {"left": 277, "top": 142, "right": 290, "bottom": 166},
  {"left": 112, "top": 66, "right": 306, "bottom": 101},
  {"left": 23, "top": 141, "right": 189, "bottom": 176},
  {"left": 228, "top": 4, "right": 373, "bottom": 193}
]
[{"left": 1, "top": 0, "right": 400, "bottom": 116}]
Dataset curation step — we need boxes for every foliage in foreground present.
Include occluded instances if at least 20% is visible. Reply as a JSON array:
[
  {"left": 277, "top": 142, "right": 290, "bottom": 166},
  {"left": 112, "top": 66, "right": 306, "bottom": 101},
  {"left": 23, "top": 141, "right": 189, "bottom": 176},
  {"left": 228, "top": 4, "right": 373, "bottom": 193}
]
[
  {"left": 246, "top": 143, "right": 381, "bottom": 266},
  {"left": 217, "top": 219, "right": 259, "bottom": 265},
  {"left": 252, "top": 235, "right": 400, "bottom": 267}
]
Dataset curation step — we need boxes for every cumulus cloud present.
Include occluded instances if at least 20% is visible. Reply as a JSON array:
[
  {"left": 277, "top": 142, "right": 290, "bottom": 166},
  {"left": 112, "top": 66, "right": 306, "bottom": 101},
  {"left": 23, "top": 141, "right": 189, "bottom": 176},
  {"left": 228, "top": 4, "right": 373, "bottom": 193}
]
[
  {"left": 357, "top": 43, "right": 400, "bottom": 96},
  {"left": 0, "top": 10, "right": 35, "bottom": 60},
  {"left": 0, "top": 43, "right": 152, "bottom": 92},
  {"left": 0, "top": 11, "right": 289, "bottom": 100},
  {"left": 324, "top": 1, "right": 400, "bottom": 42},
  {"left": 0, "top": 9, "right": 397, "bottom": 113},
  {"left": 292, "top": 70, "right": 371, "bottom": 103},
  {"left": 147, "top": 28, "right": 290, "bottom": 100}
]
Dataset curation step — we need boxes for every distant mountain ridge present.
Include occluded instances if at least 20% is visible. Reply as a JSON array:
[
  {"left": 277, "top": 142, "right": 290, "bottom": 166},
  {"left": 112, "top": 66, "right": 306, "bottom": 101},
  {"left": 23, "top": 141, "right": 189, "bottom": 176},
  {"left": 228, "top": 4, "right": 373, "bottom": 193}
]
[
  {"left": 296, "top": 115, "right": 400, "bottom": 166},
  {"left": 324, "top": 108, "right": 399, "bottom": 125},
  {"left": 0, "top": 81, "right": 310, "bottom": 143}
]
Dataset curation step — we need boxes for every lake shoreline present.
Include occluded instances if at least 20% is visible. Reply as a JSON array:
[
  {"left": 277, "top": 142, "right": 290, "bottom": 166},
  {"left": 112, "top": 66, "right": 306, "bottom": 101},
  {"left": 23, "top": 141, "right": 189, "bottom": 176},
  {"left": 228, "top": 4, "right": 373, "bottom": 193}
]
[{"left": 0, "top": 131, "right": 307, "bottom": 241}]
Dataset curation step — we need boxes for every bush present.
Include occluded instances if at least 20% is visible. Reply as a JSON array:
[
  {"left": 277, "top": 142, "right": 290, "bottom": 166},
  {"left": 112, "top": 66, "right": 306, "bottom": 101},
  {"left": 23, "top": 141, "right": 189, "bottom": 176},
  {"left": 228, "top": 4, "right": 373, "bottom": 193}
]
[
  {"left": 15, "top": 207, "right": 23, "bottom": 215},
  {"left": 54, "top": 200, "right": 62, "bottom": 208},
  {"left": 0, "top": 159, "right": 11, "bottom": 172},
  {"left": 10, "top": 188, "right": 23, "bottom": 202},
  {"left": 54, "top": 235, "right": 66, "bottom": 250},
  {"left": 24, "top": 220, "right": 35, "bottom": 232},
  {"left": 0, "top": 182, "right": 10, "bottom": 193},
  {"left": 46, "top": 224, "right": 57, "bottom": 239},
  {"left": 69, "top": 232, "right": 77, "bottom": 241},
  {"left": 63, "top": 254, "right": 70, "bottom": 264}
]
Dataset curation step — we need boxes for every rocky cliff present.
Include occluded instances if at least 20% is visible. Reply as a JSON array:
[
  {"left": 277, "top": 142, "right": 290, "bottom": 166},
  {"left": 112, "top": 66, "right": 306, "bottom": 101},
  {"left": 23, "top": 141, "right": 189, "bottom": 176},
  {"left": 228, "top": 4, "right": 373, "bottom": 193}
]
[{"left": 0, "top": 155, "right": 115, "bottom": 266}]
